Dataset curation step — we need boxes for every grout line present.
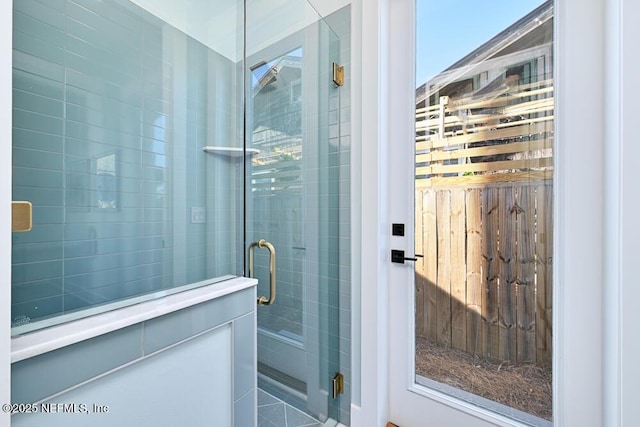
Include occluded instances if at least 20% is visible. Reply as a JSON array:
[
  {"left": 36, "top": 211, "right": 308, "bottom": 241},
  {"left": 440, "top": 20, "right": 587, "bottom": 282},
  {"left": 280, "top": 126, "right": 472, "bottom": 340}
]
[
  {"left": 258, "top": 401, "right": 284, "bottom": 408},
  {"left": 284, "top": 401, "right": 289, "bottom": 427}
]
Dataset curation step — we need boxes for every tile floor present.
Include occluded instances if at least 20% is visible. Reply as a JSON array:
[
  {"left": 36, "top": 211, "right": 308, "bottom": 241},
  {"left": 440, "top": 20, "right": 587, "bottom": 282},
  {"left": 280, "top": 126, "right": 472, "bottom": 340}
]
[{"left": 258, "top": 388, "right": 323, "bottom": 427}]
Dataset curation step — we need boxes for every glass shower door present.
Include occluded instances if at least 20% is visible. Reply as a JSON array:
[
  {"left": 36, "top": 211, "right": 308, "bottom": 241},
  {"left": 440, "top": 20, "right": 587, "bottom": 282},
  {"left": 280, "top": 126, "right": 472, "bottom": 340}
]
[{"left": 246, "top": 2, "right": 346, "bottom": 423}]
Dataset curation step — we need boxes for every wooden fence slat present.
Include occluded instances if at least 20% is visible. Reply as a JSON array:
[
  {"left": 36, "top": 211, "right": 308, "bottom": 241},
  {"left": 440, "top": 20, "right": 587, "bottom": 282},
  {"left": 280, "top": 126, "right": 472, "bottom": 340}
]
[
  {"left": 545, "top": 184, "right": 553, "bottom": 329},
  {"left": 425, "top": 190, "right": 438, "bottom": 342},
  {"left": 416, "top": 157, "right": 553, "bottom": 177},
  {"left": 516, "top": 186, "right": 537, "bottom": 362},
  {"left": 416, "top": 115, "right": 554, "bottom": 146},
  {"left": 498, "top": 187, "right": 517, "bottom": 362},
  {"left": 416, "top": 99, "right": 553, "bottom": 132},
  {"left": 415, "top": 190, "right": 426, "bottom": 337},
  {"left": 503, "top": 97, "right": 554, "bottom": 116},
  {"left": 450, "top": 80, "right": 553, "bottom": 107},
  {"left": 415, "top": 103, "right": 441, "bottom": 115},
  {"left": 465, "top": 188, "right": 484, "bottom": 357},
  {"left": 416, "top": 170, "right": 553, "bottom": 189},
  {"left": 416, "top": 139, "right": 551, "bottom": 164},
  {"left": 436, "top": 190, "right": 452, "bottom": 346},
  {"left": 416, "top": 104, "right": 554, "bottom": 136},
  {"left": 483, "top": 187, "right": 500, "bottom": 360},
  {"left": 535, "top": 183, "right": 553, "bottom": 367},
  {"left": 417, "top": 122, "right": 551, "bottom": 150},
  {"left": 449, "top": 86, "right": 554, "bottom": 110},
  {"left": 534, "top": 184, "right": 547, "bottom": 366},
  {"left": 450, "top": 189, "right": 467, "bottom": 351}
]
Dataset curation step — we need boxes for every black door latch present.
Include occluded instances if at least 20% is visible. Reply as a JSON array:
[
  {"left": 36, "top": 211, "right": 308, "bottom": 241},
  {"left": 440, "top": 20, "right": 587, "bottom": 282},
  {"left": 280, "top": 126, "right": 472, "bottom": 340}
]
[{"left": 391, "top": 250, "right": 423, "bottom": 264}]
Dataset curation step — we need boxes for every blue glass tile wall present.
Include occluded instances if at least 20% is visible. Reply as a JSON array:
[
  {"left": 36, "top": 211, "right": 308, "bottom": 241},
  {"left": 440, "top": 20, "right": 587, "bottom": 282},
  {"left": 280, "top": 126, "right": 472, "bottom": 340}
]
[{"left": 11, "top": 0, "right": 243, "bottom": 326}]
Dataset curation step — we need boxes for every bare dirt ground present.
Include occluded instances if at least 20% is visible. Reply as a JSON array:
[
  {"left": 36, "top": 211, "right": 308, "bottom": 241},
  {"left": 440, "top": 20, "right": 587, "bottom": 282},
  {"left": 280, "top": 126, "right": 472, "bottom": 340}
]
[{"left": 415, "top": 337, "right": 552, "bottom": 421}]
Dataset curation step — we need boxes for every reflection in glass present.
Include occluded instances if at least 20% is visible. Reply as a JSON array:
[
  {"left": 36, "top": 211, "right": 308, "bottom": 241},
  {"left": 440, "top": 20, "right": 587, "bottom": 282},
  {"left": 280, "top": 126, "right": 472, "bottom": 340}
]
[
  {"left": 250, "top": 48, "right": 304, "bottom": 340},
  {"left": 245, "top": 7, "right": 349, "bottom": 422},
  {"left": 96, "top": 153, "right": 117, "bottom": 210}
]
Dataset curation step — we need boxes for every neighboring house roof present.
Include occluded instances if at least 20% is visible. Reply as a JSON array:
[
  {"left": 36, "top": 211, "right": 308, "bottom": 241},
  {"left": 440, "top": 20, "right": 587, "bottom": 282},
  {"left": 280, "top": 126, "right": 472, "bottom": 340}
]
[{"left": 416, "top": 0, "right": 553, "bottom": 105}]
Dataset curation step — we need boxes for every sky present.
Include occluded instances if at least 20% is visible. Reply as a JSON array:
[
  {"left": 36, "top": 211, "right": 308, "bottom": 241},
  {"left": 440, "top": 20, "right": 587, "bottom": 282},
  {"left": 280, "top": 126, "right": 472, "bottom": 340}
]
[{"left": 416, "top": 0, "right": 546, "bottom": 85}]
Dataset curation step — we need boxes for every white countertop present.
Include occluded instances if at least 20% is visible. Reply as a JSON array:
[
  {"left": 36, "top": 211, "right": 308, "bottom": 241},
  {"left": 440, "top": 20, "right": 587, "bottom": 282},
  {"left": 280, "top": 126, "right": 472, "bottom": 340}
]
[{"left": 11, "top": 277, "right": 257, "bottom": 363}]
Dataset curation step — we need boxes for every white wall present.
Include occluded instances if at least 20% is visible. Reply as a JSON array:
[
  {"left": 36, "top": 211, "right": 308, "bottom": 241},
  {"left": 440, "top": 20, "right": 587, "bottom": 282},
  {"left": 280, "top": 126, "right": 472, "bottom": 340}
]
[
  {"left": 1, "top": 0, "right": 11, "bottom": 423},
  {"left": 12, "top": 327, "right": 233, "bottom": 427},
  {"left": 604, "top": 0, "right": 640, "bottom": 425},
  {"left": 245, "top": 0, "right": 351, "bottom": 58},
  {"left": 350, "top": 0, "right": 388, "bottom": 424},
  {"left": 619, "top": 1, "right": 640, "bottom": 422},
  {"left": 129, "top": 0, "right": 242, "bottom": 60},
  {"left": 306, "top": 0, "right": 351, "bottom": 20},
  {"left": 128, "top": 0, "right": 350, "bottom": 61}
]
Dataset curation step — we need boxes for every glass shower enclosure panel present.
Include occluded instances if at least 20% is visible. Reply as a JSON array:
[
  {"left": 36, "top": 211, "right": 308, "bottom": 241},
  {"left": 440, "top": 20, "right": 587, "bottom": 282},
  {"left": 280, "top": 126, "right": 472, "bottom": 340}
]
[
  {"left": 11, "top": 0, "right": 245, "bottom": 333},
  {"left": 246, "top": 1, "right": 344, "bottom": 422},
  {"left": 11, "top": 0, "right": 349, "bottom": 423}
]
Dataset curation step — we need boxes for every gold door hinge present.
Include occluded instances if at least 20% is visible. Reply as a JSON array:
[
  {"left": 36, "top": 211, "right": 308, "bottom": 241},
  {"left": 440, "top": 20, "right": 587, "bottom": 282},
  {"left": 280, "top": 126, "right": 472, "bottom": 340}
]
[
  {"left": 332, "top": 372, "right": 344, "bottom": 399},
  {"left": 12, "top": 201, "right": 32, "bottom": 232},
  {"left": 332, "top": 63, "right": 344, "bottom": 87}
]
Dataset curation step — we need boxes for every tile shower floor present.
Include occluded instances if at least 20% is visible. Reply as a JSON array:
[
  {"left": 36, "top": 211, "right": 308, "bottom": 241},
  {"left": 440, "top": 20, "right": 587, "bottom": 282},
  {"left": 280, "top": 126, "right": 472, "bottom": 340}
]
[{"left": 258, "top": 388, "right": 323, "bottom": 427}]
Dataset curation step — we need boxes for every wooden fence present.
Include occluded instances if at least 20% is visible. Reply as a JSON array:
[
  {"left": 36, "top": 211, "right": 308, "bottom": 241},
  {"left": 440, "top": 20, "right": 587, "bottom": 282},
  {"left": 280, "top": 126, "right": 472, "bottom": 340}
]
[
  {"left": 415, "top": 78, "right": 554, "bottom": 189},
  {"left": 414, "top": 79, "right": 553, "bottom": 366},
  {"left": 415, "top": 182, "right": 552, "bottom": 366}
]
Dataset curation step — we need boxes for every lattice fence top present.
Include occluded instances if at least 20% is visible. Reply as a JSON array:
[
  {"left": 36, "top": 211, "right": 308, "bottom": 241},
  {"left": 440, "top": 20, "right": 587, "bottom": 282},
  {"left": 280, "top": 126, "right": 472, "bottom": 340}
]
[{"left": 416, "top": 79, "right": 553, "bottom": 189}]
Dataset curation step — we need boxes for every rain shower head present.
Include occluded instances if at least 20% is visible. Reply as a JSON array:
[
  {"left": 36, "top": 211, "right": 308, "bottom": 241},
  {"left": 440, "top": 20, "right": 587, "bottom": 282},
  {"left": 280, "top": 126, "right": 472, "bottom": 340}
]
[{"left": 258, "top": 65, "right": 280, "bottom": 87}]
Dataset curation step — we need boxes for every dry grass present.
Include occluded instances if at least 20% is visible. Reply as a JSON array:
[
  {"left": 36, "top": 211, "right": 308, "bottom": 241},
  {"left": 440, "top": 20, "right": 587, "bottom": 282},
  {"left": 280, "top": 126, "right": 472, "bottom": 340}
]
[{"left": 415, "top": 337, "right": 552, "bottom": 421}]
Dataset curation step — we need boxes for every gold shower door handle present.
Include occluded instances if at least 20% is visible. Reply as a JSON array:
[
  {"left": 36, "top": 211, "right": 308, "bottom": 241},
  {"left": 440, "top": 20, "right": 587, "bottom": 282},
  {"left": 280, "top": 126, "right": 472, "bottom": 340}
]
[{"left": 248, "top": 239, "right": 276, "bottom": 305}]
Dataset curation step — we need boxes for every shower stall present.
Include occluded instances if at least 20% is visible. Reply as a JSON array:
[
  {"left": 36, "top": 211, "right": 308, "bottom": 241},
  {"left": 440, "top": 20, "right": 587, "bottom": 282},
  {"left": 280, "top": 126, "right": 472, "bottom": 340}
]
[{"left": 10, "top": 0, "right": 351, "bottom": 424}]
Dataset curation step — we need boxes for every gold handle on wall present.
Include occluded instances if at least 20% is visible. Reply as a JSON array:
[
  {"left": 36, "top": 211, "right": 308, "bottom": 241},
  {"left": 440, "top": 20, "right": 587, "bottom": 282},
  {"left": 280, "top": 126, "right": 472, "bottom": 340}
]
[
  {"left": 12, "top": 201, "right": 33, "bottom": 232},
  {"left": 248, "top": 239, "right": 276, "bottom": 305}
]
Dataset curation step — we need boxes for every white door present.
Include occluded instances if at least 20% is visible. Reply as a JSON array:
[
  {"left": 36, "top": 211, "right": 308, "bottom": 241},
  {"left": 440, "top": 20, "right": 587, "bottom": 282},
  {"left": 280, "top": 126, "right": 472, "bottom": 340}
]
[{"left": 388, "top": 0, "right": 605, "bottom": 425}]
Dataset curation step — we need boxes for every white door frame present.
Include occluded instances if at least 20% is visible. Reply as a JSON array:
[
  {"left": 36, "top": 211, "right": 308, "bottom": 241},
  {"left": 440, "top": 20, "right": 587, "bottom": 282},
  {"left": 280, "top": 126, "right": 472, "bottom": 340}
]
[
  {"left": 603, "top": 1, "right": 640, "bottom": 426},
  {"left": 1, "top": 0, "right": 12, "bottom": 423},
  {"left": 355, "top": 0, "right": 635, "bottom": 425}
]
